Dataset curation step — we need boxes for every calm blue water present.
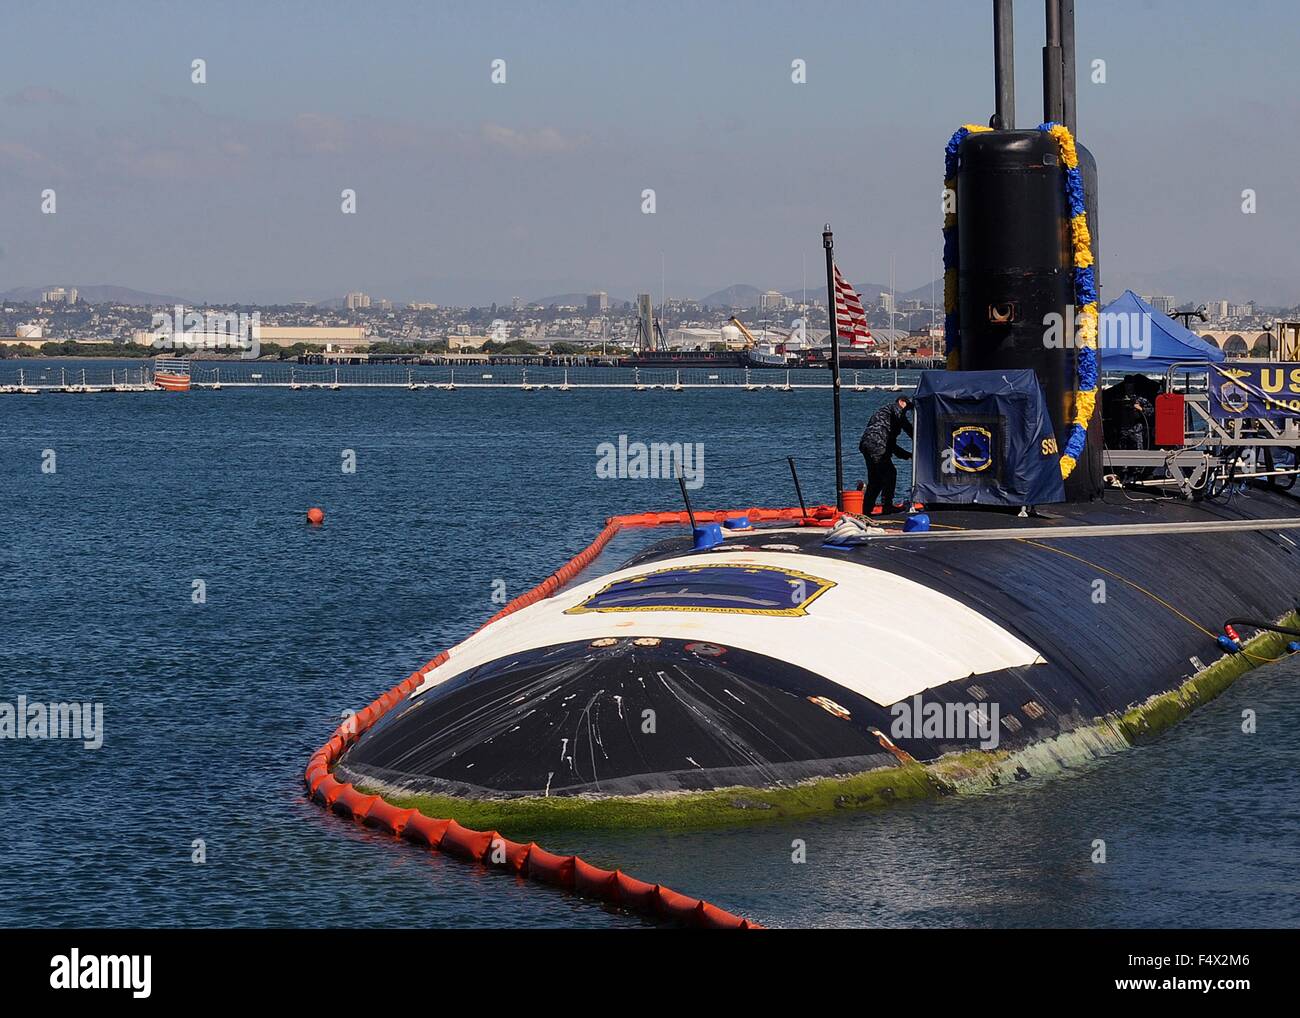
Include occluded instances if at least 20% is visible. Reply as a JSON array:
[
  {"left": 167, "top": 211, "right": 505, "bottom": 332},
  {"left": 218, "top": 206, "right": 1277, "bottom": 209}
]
[{"left": 2, "top": 360, "right": 1297, "bottom": 928}]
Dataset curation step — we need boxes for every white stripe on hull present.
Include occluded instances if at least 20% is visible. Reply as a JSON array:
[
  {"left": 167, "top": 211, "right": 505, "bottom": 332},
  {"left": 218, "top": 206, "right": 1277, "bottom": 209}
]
[{"left": 413, "top": 551, "right": 1044, "bottom": 706}]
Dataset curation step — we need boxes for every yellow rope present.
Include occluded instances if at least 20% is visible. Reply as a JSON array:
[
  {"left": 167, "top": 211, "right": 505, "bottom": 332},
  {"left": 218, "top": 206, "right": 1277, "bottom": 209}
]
[
  {"left": 1020, "top": 539, "right": 1216, "bottom": 637},
  {"left": 906, "top": 521, "right": 1284, "bottom": 663},
  {"left": 1021, "top": 539, "right": 1285, "bottom": 663}
]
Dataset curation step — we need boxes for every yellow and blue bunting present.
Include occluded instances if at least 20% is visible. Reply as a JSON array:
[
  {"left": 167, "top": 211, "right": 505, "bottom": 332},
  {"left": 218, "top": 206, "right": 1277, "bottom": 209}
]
[
  {"left": 942, "top": 120, "right": 1097, "bottom": 478},
  {"left": 1040, "top": 120, "right": 1098, "bottom": 479}
]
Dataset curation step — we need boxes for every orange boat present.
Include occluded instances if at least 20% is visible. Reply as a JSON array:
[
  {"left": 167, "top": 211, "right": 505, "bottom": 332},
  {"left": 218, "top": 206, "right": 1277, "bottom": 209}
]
[{"left": 153, "top": 358, "right": 192, "bottom": 392}]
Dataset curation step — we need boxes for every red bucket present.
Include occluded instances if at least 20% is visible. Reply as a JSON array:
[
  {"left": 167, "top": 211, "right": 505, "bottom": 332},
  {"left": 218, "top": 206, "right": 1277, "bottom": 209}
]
[{"left": 841, "top": 490, "right": 865, "bottom": 514}]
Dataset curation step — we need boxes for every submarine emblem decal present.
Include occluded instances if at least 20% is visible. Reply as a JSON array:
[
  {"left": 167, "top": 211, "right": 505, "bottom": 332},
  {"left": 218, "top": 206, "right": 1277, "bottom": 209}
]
[
  {"left": 566, "top": 563, "right": 836, "bottom": 617},
  {"left": 950, "top": 424, "right": 994, "bottom": 472}
]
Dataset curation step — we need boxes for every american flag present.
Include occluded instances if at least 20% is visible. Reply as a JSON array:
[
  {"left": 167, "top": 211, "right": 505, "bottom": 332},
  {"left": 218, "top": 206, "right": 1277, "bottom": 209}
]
[{"left": 833, "top": 264, "right": 874, "bottom": 348}]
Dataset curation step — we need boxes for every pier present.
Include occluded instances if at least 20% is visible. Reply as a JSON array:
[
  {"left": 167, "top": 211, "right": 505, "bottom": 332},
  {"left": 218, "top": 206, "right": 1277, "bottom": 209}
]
[{"left": 0, "top": 363, "right": 912, "bottom": 394}]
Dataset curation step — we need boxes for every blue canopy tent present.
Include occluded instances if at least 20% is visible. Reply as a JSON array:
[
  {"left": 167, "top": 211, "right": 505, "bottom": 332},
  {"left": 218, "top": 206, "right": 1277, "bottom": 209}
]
[{"left": 1097, "top": 289, "right": 1225, "bottom": 373}]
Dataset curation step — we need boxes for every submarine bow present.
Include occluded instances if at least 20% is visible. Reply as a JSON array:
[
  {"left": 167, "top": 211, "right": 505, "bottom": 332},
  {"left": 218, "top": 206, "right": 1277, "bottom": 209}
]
[{"left": 338, "top": 548, "right": 1044, "bottom": 798}]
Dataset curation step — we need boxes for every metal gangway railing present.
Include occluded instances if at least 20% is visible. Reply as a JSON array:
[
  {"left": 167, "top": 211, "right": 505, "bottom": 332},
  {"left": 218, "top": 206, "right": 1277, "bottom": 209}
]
[{"left": 1103, "top": 360, "right": 1300, "bottom": 497}]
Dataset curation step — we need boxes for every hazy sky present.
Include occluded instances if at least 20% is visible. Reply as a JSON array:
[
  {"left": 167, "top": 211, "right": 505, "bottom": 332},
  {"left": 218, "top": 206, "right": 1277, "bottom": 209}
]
[{"left": 2, "top": 0, "right": 1297, "bottom": 305}]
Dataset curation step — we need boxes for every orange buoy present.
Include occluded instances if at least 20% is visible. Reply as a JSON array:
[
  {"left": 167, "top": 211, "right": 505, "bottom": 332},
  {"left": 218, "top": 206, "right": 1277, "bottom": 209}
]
[{"left": 307, "top": 507, "right": 325, "bottom": 525}]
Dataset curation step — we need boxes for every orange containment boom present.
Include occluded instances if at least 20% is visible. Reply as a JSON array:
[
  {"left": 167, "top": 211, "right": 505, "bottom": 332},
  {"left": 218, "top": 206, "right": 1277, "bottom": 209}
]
[{"left": 302, "top": 506, "right": 837, "bottom": 927}]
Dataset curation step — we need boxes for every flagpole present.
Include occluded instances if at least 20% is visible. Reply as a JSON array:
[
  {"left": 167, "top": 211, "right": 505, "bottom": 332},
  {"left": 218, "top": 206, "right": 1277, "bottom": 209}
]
[{"left": 823, "top": 225, "right": 844, "bottom": 510}]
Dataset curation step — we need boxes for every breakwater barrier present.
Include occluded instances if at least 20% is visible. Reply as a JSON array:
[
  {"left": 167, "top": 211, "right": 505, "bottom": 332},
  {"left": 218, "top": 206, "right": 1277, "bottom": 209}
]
[
  {"left": 2, "top": 362, "right": 915, "bottom": 394},
  {"left": 305, "top": 506, "right": 838, "bottom": 928}
]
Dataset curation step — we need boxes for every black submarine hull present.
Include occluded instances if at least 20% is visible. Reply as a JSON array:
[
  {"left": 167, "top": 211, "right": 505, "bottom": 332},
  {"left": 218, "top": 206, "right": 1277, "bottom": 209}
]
[{"left": 338, "top": 489, "right": 1299, "bottom": 806}]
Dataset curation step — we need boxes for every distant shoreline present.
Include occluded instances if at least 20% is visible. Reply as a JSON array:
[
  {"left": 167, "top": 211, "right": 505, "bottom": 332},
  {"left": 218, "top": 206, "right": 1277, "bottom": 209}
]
[{"left": 0, "top": 352, "right": 288, "bottom": 361}]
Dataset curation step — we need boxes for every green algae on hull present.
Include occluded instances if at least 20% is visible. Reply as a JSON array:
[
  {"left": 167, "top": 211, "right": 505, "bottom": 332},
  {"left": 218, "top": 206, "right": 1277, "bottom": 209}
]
[
  {"left": 352, "top": 616, "right": 1297, "bottom": 834},
  {"left": 1117, "top": 611, "right": 1298, "bottom": 743},
  {"left": 929, "top": 616, "right": 1297, "bottom": 793},
  {"left": 358, "top": 761, "right": 939, "bottom": 837}
]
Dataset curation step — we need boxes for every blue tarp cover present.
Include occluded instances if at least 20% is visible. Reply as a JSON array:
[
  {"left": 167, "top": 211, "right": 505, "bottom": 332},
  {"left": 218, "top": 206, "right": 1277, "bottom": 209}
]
[
  {"left": 1098, "top": 289, "right": 1225, "bottom": 373},
  {"left": 912, "top": 369, "right": 1066, "bottom": 506}
]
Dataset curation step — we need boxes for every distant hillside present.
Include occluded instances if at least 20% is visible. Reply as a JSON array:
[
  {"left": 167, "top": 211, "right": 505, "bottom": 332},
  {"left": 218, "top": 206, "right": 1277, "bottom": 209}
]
[
  {"left": 0, "top": 284, "right": 185, "bottom": 306},
  {"left": 781, "top": 281, "right": 889, "bottom": 302},
  {"left": 699, "top": 284, "right": 763, "bottom": 308},
  {"left": 0, "top": 277, "right": 951, "bottom": 310},
  {"left": 786, "top": 278, "right": 942, "bottom": 303},
  {"left": 529, "top": 292, "right": 627, "bottom": 307},
  {"left": 898, "top": 278, "right": 943, "bottom": 302},
  {"left": 701, "top": 278, "right": 942, "bottom": 307}
]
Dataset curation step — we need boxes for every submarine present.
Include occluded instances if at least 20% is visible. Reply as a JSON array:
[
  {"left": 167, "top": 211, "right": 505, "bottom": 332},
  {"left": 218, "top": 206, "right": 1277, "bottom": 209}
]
[{"left": 322, "top": 0, "right": 1300, "bottom": 830}]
